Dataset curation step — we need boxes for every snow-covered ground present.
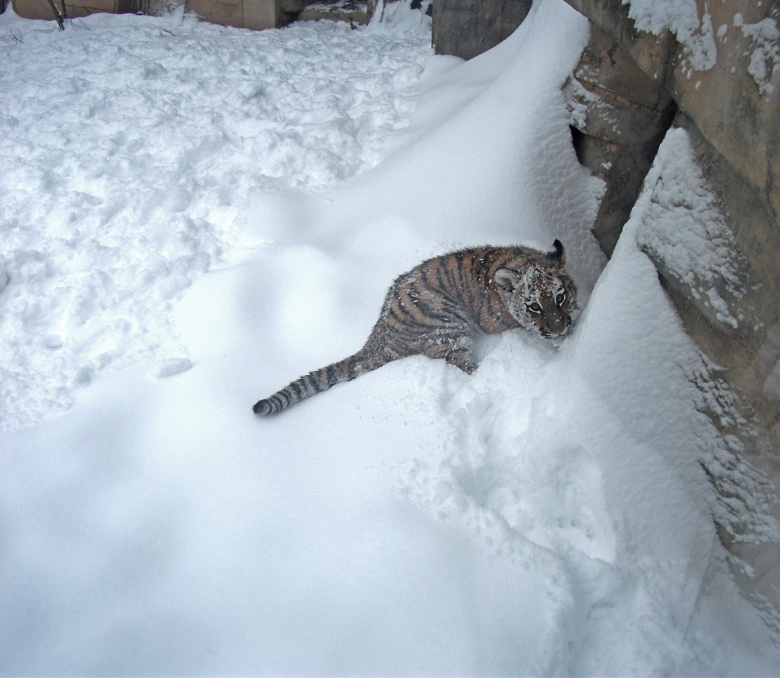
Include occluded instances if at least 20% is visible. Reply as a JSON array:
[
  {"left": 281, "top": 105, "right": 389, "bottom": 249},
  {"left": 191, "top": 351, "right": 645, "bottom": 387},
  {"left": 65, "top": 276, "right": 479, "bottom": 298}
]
[
  {"left": 0, "top": 2, "right": 431, "bottom": 430},
  {"left": 1, "top": 0, "right": 779, "bottom": 674}
]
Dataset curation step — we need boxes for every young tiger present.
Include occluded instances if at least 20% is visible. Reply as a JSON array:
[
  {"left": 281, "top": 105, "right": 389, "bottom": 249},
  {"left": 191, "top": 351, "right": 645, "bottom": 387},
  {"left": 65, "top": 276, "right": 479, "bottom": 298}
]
[{"left": 253, "top": 240, "right": 576, "bottom": 415}]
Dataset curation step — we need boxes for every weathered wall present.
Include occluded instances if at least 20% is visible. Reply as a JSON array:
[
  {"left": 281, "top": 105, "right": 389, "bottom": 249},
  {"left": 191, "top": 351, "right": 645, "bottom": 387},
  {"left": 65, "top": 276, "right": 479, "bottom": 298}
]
[
  {"left": 181, "top": 0, "right": 378, "bottom": 29},
  {"left": 432, "top": 0, "right": 532, "bottom": 59},
  {"left": 12, "top": 0, "right": 309, "bottom": 28},
  {"left": 11, "top": 0, "right": 381, "bottom": 30},
  {"left": 563, "top": 0, "right": 780, "bottom": 612},
  {"left": 180, "top": 0, "right": 301, "bottom": 29},
  {"left": 13, "top": 0, "right": 140, "bottom": 20},
  {"left": 565, "top": 0, "right": 779, "bottom": 228},
  {"left": 564, "top": 21, "right": 676, "bottom": 254},
  {"left": 299, "top": 0, "right": 376, "bottom": 25}
]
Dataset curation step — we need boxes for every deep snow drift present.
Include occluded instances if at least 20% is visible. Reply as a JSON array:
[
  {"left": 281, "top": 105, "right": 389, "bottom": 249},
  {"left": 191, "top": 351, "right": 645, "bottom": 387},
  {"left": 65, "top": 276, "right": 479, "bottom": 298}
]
[{"left": 1, "top": 0, "right": 779, "bottom": 675}]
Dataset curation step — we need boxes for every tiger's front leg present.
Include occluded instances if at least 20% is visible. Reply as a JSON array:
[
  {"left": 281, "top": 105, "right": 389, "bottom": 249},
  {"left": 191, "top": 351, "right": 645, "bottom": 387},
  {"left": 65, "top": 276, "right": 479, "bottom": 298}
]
[{"left": 420, "top": 328, "right": 477, "bottom": 374}]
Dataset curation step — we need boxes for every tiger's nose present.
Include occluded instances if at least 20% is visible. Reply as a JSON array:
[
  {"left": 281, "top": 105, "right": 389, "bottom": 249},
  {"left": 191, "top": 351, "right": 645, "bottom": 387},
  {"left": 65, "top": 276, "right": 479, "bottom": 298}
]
[{"left": 547, "top": 311, "right": 569, "bottom": 337}]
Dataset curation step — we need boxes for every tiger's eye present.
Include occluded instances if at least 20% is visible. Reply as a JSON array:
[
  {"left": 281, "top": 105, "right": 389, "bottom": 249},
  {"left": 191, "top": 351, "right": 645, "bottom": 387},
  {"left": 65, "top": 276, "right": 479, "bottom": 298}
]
[{"left": 528, "top": 302, "right": 542, "bottom": 313}]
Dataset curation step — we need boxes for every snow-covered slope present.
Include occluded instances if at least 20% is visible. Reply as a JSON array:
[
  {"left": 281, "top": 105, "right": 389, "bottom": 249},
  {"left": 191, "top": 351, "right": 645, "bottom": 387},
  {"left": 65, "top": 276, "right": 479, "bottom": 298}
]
[
  {"left": 1, "top": 0, "right": 778, "bottom": 674},
  {"left": 0, "top": 3, "right": 432, "bottom": 431}
]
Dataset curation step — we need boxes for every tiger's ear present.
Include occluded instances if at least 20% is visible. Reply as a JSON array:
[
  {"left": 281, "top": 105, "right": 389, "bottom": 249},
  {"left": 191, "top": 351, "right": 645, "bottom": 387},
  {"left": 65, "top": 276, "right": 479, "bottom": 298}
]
[
  {"left": 494, "top": 268, "right": 520, "bottom": 292},
  {"left": 548, "top": 239, "right": 565, "bottom": 265}
]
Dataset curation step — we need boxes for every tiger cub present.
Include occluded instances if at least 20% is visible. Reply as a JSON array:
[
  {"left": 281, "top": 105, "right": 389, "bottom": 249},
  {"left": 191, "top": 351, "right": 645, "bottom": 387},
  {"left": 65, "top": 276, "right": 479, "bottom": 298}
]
[{"left": 253, "top": 240, "right": 576, "bottom": 416}]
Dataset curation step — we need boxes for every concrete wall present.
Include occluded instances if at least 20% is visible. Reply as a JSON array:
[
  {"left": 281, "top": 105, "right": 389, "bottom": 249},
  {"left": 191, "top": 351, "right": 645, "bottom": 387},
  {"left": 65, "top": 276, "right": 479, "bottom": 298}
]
[
  {"left": 178, "top": 0, "right": 293, "bottom": 29},
  {"left": 432, "top": 0, "right": 532, "bottom": 59},
  {"left": 563, "top": 0, "right": 780, "bottom": 613},
  {"left": 14, "top": 0, "right": 140, "bottom": 20},
  {"left": 12, "top": 0, "right": 297, "bottom": 29}
]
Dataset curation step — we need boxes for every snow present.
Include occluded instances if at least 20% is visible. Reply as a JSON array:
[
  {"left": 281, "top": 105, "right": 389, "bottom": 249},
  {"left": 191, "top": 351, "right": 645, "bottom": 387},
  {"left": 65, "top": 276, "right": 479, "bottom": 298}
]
[
  {"left": 0, "top": 3, "right": 431, "bottom": 431},
  {"left": 733, "top": 12, "right": 780, "bottom": 97},
  {"left": 624, "top": 0, "right": 717, "bottom": 72},
  {"left": 632, "top": 127, "right": 744, "bottom": 332},
  {"left": 2, "top": 0, "right": 780, "bottom": 674},
  {"left": 625, "top": 0, "right": 780, "bottom": 95}
]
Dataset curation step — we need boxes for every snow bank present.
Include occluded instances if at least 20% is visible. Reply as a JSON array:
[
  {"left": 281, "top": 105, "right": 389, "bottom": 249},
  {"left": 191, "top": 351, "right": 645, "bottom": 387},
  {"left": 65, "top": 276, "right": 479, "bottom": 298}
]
[
  {"left": 624, "top": 0, "right": 717, "bottom": 72},
  {"left": 1, "top": 0, "right": 779, "bottom": 674}
]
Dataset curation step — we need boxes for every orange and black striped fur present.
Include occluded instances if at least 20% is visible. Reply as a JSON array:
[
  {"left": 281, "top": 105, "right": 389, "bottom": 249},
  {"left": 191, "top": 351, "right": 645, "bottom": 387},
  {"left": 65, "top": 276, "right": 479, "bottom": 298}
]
[{"left": 253, "top": 240, "right": 576, "bottom": 415}]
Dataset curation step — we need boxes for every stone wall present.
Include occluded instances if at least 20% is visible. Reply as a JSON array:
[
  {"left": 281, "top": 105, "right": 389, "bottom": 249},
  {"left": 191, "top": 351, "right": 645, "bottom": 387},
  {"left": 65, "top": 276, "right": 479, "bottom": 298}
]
[
  {"left": 12, "top": 0, "right": 315, "bottom": 29},
  {"left": 432, "top": 0, "right": 532, "bottom": 60},
  {"left": 178, "top": 0, "right": 303, "bottom": 29},
  {"left": 11, "top": 0, "right": 381, "bottom": 30},
  {"left": 179, "top": 0, "right": 377, "bottom": 29},
  {"left": 564, "top": 0, "right": 780, "bottom": 614},
  {"left": 13, "top": 0, "right": 141, "bottom": 20},
  {"left": 563, "top": 21, "right": 676, "bottom": 254}
]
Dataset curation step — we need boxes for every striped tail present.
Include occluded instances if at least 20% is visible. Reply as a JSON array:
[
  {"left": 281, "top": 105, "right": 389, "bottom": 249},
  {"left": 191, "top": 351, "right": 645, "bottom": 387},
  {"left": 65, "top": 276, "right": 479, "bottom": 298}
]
[{"left": 253, "top": 348, "right": 383, "bottom": 416}]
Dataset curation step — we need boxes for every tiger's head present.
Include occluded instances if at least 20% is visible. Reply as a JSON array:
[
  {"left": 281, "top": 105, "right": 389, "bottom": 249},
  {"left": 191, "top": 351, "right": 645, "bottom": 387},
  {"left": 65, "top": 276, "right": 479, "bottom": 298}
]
[{"left": 493, "top": 240, "right": 577, "bottom": 339}]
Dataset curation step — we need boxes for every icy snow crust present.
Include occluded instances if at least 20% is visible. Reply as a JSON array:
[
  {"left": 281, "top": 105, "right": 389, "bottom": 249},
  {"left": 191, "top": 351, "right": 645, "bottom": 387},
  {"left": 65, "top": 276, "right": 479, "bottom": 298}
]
[{"left": 1, "top": 0, "right": 780, "bottom": 674}]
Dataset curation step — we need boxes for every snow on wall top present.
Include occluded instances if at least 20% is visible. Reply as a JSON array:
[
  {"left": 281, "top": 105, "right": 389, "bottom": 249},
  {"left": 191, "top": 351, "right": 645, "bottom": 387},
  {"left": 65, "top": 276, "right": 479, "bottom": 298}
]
[
  {"left": 625, "top": 0, "right": 780, "bottom": 95},
  {"left": 631, "top": 127, "right": 748, "bottom": 334},
  {"left": 623, "top": 0, "right": 717, "bottom": 72},
  {"left": 733, "top": 12, "right": 780, "bottom": 96}
]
